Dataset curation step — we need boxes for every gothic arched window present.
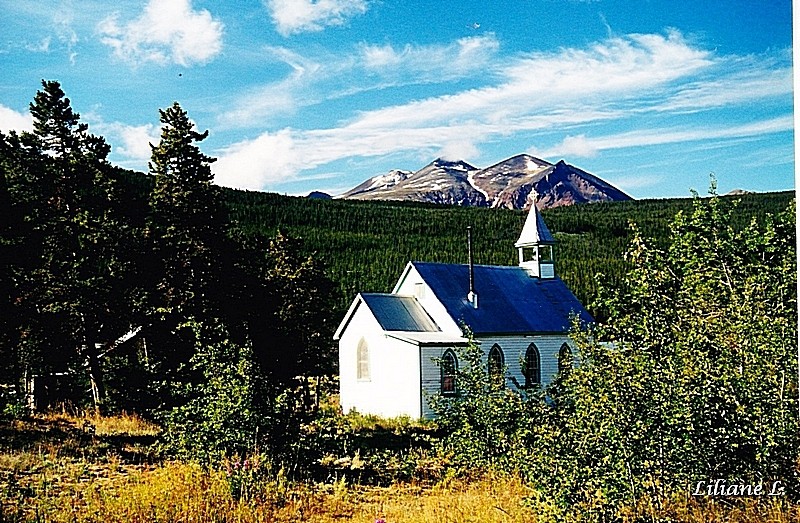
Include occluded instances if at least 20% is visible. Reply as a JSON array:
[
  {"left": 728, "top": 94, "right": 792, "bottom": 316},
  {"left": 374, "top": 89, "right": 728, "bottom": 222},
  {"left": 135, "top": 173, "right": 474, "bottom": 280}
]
[
  {"left": 558, "top": 343, "right": 573, "bottom": 375},
  {"left": 524, "top": 343, "right": 541, "bottom": 388},
  {"left": 441, "top": 349, "right": 457, "bottom": 395},
  {"left": 357, "top": 338, "right": 370, "bottom": 381},
  {"left": 488, "top": 344, "right": 505, "bottom": 387}
]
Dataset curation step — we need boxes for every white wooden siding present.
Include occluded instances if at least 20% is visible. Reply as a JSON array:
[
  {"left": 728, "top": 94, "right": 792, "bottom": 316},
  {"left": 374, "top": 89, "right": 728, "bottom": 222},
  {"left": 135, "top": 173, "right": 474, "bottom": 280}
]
[
  {"left": 475, "top": 335, "right": 573, "bottom": 388},
  {"left": 420, "top": 346, "right": 448, "bottom": 419},
  {"left": 339, "top": 302, "right": 422, "bottom": 418},
  {"left": 418, "top": 335, "right": 575, "bottom": 419}
]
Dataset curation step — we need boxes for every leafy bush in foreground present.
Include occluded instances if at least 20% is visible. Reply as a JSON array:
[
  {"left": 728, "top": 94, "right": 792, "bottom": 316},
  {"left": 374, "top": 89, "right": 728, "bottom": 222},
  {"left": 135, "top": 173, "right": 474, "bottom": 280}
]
[{"left": 434, "top": 191, "right": 799, "bottom": 521}]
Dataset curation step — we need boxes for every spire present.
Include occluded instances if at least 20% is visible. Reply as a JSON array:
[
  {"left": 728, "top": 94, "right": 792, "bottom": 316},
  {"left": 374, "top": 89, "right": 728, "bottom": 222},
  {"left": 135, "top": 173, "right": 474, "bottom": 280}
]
[
  {"left": 515, "top": 190, "right": 554, "bottom": 247},
  {"left": 516, "top": 190, "right": 556, "bottom": 278}
]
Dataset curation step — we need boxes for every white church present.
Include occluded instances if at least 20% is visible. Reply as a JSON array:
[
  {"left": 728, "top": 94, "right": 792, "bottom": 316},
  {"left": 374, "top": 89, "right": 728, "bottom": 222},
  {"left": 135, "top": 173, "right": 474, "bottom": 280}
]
[{"left": 334, "top": 202, "right": 593, "bottom": 419}]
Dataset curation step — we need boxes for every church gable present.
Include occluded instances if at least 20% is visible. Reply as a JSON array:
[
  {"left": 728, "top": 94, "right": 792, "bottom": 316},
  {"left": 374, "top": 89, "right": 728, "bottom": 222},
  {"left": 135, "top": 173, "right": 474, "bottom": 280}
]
[{"left": 336, "top": 198, "right": 593, "bottom": 419}]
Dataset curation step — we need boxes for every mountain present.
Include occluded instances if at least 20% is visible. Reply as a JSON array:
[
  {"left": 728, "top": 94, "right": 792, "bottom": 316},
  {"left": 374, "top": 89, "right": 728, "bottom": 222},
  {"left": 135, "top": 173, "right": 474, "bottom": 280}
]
[
  {"left": 339, "top": 160, "right": 487, "bottom": 206},
  {"left": 307, "top": 191, "right": 332, "bottom": 199},
  {"left": 338, "top": 154, "right": 632, "bottom": 209}
]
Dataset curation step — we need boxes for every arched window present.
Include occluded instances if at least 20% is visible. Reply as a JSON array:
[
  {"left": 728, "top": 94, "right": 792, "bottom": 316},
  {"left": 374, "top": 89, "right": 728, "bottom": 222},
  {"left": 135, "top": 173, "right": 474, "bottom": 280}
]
[
  {"left": 441, "top": 349, "right": 457, "bottom": 395},
  {"left": 524, "top": 343, "right": 541, "bottom": 388},
  {"left": 357, "top": 338, "right": 370, "bottom": 381},
  {"left": 558, "top": 343, "right": 573, "bottom": 375},
  {"left": 488, "top": 344, "right": 505, "bottom": 387}
]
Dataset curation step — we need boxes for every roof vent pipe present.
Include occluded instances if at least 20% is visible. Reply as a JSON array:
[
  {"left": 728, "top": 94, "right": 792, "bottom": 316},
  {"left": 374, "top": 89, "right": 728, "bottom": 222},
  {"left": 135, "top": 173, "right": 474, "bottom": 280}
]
[{"left": 467, "top": 226, "right": 478, "bottom": 309}]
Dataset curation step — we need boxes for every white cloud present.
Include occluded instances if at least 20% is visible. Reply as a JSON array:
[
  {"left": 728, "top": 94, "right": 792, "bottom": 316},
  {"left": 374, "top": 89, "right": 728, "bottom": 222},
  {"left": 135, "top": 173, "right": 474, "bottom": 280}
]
[
  {"left": 548, "top": 135, "right": 599, "bottom": 158},
  {"left": 267, "top": 0, "right": 368, "bottom": 36},
  {"left": 359, "top": 34, "right": 500, "bottom": 78},
  {"left": 347, "top": 31, "right": 711, "bottom": 132},
  {"left": 25, "top": 37, "right": 52, "bottom": 53},
  {"left": 101, "top": 122, "right": 160, "bottom": 162},
  {"left": 0, "top": 105, "right": 33, "bottom": 134},
  {"left": 98, "top": 0, "right": 223, "bottom": 66},
  {"left": 85, "top": 113, "right": 160, "bottom": 169},
  {"left": 438, "top": 139, "right": 480, "bottom": 162},
  {"left": 217, "top": 47, "right": 324, "bottom": 128},
  {"left": 212, "top": 31, "right": 792, "bottom": 191},
  {"left": 537, "top": 116, "right": 794, "bottom": 158},
  {"left": 214, "top": 130, "right": 303, "bottom": 190},
  {"left": 219, "top": 35, "right": 500, "bottom": 129},
  {"left": 657, "top": 59, "right": 793, "bottom": 112}
]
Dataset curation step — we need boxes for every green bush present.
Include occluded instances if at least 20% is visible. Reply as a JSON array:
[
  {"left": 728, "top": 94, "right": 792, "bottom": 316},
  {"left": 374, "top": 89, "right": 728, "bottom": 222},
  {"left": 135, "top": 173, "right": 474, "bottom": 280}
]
[{"left": 523, "top": 193, "right": 799, "bottom": 521}]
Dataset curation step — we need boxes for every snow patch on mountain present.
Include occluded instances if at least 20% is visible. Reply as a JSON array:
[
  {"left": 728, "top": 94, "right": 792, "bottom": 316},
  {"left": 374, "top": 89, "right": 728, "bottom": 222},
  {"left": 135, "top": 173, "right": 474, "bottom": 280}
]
[
  {"left": 366, "top": 169, "right": 411, "bottom": 190},
  {"left": 467, "top": 170, "right": 490, "bottom": 202}
]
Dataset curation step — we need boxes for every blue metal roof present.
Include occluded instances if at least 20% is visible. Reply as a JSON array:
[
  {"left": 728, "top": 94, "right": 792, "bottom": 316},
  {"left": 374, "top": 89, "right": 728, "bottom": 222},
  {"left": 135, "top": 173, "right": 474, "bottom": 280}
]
[
  {"left": 361, "top": 293, "right": 440, "bottom": 332},
  {"left": 412, "top": 262, "right": 592, "bottom": 334}
]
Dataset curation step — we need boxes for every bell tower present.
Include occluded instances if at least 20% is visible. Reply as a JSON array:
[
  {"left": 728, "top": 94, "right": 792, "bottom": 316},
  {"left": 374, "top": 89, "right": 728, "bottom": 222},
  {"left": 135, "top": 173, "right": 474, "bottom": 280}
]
[{"left": 515, "top": 191, "right": 555, "bottom": 278}]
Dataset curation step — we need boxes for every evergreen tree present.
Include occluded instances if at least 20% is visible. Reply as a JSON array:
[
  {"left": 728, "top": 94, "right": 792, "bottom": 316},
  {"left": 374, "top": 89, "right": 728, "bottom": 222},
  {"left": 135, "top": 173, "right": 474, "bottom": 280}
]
[
  {"left": 147, "top": 102, "right": 223, "bottom": 317},
  {"left": 0, "top": 145, "right": 17, "bottom": 386},
  {"left": 243, "top": 231, "right": 336, "bottom": 386},
  {"left": 2, "top": 81, "right": 136, "bottom": 410}
]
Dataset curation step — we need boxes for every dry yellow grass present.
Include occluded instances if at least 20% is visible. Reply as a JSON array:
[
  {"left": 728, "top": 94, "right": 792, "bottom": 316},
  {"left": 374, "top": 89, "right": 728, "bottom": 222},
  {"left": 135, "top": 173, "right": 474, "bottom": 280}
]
[
  {"left": 2, "top": 413, "right": 797, "bottom": 523},
  {"left": 41, "top": 409, "right": 160, "bottom": 436},
  {"left": 6, "top": 461, "right": 797, "bottom": 523},
  {"left": 6, "top": 463, "right": 536, "bottom": 523}
]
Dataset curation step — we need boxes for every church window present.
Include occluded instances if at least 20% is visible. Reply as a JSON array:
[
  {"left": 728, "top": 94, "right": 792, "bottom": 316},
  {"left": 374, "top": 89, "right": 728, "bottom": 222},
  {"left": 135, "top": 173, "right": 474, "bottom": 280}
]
[
  {"left": 441, "top": 349, "right": 457, "bottom": 395},
  {"left": 488, "top": 344, "right": 505, "bottom": 387},
  {"left": 558, "top": 343, "right": 573, "bottom": 375},
  {"left": 524, "top": 343, "right": 541, "bottom": 387},
  {"left": 357, "top": 339, "right": 370, "bottom": 381}
]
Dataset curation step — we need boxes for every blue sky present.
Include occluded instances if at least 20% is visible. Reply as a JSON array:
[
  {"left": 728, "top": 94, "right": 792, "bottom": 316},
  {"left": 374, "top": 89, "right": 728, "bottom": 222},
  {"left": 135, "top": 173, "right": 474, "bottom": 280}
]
[{"left": 1, "top": 0, "right": 794, "bottom": 199}]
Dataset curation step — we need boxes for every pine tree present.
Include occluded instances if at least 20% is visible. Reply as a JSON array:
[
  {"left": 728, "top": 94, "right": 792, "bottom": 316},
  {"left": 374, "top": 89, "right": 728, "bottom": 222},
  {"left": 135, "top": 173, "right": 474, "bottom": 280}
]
[
  {"left": 3, "top": 81, "right": 136, "bottom": 410},
  {"left": 147, "top": 102, "right": 223, "bottom": 317}
]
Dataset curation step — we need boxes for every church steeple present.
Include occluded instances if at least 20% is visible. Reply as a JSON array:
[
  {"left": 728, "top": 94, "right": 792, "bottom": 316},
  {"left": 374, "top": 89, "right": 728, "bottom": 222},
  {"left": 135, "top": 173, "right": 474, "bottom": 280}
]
[{"left": 515, "top": 191, "right": 555, "bottom": 278}]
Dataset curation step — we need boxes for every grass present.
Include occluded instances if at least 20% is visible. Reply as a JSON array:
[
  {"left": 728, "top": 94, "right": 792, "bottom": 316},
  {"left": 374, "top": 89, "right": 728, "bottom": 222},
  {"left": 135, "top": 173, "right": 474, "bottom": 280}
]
[
  {"left": 1, "top": 412, "right": 797, "bottom": 522},
  {"left": 40, "top": 409, "right": 161, "bottom": 437}
]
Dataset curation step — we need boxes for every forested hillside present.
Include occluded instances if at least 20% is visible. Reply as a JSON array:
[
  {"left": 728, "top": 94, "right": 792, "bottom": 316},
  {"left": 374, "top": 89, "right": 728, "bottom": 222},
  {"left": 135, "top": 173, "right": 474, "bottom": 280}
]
[
  {"left": 221, "top": 187, "right": 795, "bottom": 319},
  {"left": 3, "top": 81, "right": 797, "bottom": 523}
]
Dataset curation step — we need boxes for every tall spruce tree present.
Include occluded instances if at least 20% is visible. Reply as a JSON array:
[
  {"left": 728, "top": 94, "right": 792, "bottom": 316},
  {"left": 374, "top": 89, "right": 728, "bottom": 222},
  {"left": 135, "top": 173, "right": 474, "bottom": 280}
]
[
  {"left": 144, "top": 103, "right": 231, "bottom": 400},
  {"left": 0, "top": 143, "right": 17, "bottom": 386},
  {"left": 147, "top": 102, "right": 223, "bottom": 317},
  {"left": 3, "top": 81, "right": 135, "bottom": 410}
]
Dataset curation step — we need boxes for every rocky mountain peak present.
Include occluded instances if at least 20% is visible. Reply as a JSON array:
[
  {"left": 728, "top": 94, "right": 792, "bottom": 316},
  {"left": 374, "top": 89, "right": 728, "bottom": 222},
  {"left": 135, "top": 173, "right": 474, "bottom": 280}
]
[{"left": 338, "top": 154, "right": 632, "bottom": 209}]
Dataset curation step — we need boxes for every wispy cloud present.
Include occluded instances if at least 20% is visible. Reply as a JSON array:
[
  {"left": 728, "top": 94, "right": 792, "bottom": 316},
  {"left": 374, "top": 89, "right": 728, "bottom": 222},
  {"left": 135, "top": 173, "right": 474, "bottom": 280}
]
[
  {"left": 343, "top": 31, "right": 711, "bottom": 131},
  {"left": 98, "top": 0, "right": 223, "bottom": 66},
  {"left": 218, "top": 34, "right": 500, "bottom": 128},
  {"left": 216, "top": 47, "right": 326, "bottom": 128},
  {"left": 359, "top": 34, "right": 500, "bottom": 80},
  {"left": 536, "top": 116, "right": 794, "bottom": 158},
  {"left": 212, "top": 31, "right": 792, "bottom": 191},
  {"left": 24, "top": 37, "right": 52, "bottom": 53},
  {"left": 655, "top": 55, "right": 793, "bottom": 112},
  {"left": 266, "top": 0, "right": 368, "bottom": 36}
]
